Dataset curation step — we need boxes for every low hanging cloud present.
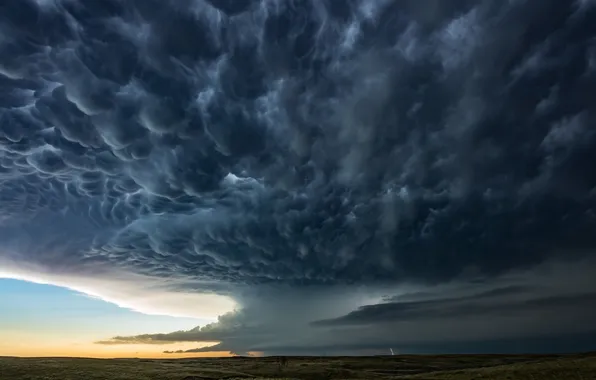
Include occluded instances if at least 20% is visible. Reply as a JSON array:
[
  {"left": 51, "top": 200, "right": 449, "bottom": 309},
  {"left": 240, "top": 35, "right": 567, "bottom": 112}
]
[
  {"left": 96, "top": 257, "right": 596, "bottom": 355},
  {"left": 1, "top": 0, "right": 596, "bottom": 355}
]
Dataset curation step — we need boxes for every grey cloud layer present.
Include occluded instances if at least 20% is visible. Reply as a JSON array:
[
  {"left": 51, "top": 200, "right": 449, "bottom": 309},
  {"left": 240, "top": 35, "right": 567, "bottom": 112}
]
[
  {"left": 2, "top": 0, "right": 596, "bottom": 355},
  {"left": 101, "top": 257, "right": 596, "bottom": 355}
]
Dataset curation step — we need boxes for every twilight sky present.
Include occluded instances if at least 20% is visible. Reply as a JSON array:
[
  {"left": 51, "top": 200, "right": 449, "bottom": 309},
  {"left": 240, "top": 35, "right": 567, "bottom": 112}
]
[{"left": 1, "top": 0, "right": 596, "bottom": 357}]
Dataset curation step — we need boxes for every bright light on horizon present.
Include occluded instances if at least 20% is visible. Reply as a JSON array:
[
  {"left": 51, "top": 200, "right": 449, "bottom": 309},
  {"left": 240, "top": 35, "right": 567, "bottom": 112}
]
[{"left": 0, "top": 277, "right": 230, "bottom": 358}]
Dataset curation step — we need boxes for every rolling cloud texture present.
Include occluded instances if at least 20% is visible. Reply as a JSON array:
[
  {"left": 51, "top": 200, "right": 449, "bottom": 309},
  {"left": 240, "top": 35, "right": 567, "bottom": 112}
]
[{"left": 1, "top": 0, "right": 596, "bottom": 355}]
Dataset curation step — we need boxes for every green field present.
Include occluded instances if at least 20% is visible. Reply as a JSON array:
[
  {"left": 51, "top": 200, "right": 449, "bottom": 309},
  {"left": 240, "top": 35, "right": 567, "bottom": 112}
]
[{"left": 1, "top": 353, "right": 595, "bottom": 380}]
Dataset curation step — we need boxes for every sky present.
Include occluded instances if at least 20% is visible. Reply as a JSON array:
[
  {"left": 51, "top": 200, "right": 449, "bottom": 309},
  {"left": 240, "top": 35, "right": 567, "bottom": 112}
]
[
  {"left": 1, "top": 0, "right": 596, "bottom": 358},
  {"left": 0, "top": 278, "right": 222, "bottom": 357}
]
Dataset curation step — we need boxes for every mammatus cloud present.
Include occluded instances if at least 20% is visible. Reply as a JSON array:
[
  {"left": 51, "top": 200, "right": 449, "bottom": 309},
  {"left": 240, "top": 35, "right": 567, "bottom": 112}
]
[{"left": 1, "top": 0, "right": 596, "bottom": 354}]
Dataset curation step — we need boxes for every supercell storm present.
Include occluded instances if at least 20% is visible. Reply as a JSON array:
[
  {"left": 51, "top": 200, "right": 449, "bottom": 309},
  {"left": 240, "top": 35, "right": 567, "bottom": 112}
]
[{"left": 1, "top": 0, "right": 596, "bottom": 355}]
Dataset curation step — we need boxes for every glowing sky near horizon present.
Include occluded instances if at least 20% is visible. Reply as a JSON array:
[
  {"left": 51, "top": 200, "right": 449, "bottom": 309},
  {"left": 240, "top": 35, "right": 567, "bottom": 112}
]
[{"left": 0, "top": 278, "right": 221, "bottom": 358}]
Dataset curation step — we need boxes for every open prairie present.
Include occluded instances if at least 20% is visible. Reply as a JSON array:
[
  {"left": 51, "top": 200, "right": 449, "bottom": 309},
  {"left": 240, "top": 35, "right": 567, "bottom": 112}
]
[{"left": 1, "top": 353, "right": 595, "bottom": 380}]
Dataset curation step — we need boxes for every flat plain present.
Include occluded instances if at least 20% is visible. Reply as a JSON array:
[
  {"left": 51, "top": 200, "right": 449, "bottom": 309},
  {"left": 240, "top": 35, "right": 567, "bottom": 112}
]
[{"left": 1, "top": 353, "right": 595, "bottom": 380}]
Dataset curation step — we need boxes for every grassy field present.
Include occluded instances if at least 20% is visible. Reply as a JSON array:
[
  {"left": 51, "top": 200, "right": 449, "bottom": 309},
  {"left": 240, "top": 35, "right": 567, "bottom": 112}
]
[{"left": 0, "top": 353, "right": 594, "bottom": 380}]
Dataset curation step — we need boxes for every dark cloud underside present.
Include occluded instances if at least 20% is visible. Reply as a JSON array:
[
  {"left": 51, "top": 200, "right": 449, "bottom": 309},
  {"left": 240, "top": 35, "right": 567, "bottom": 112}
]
[{"left": 1, "top": 0, "right": 595, "bottom": 287}]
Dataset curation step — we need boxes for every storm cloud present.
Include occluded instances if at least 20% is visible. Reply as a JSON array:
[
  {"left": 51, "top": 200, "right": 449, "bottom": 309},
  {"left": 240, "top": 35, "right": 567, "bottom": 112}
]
[
  {"left": 97, "top": 256, "right": 596, "bottom": 355},
  {"left": 1, "top": 0, "right": 596, "bottom": 355}
]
